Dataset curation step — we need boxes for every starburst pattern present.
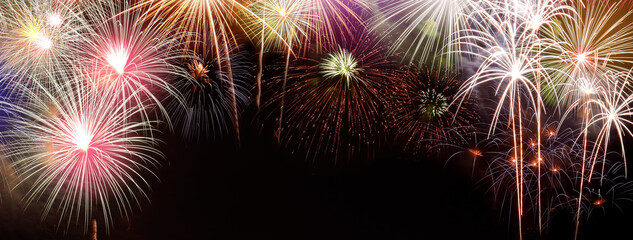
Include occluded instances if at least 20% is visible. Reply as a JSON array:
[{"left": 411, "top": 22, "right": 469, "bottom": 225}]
[{"left": 0, "top": 74, "right": 162, "bottom": 232}]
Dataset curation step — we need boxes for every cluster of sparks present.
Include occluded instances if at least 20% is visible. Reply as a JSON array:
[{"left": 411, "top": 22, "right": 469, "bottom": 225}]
[{"left": 0, "top": 0, "right": 633, "bottom": 239}]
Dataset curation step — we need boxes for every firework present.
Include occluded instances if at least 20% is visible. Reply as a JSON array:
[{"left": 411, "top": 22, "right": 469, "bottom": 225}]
[
  {"left": 300, "top": 0, "right": 368, "bottom": 53},
  {"left": 584, "top": 71, "right": 633, "bottom": 180},
  {"left": 265, "top": 32, "right": 395, "bottom": 164},
  {"left": 541, "top": 0, "right": 633, "bottom": 107},
  {"left": 452, "top": 1, "right": 575, "bottom": 237},
  {"left": 371, "top": 0, "right": 472, "bottom": 69},
  {"left": 240, "top": 0, "right": 315, "bottom": 112},
  {"left": 130, "top": 0, "right": 253, "bottom": 55},
  {"left": 0, "top": 73, "right": 162, "bottom": 233},
  {"left": 0, "top": 0, "right": 89, "bottom": 88},
  {"left": 476, "top": 113, "right": 585, "bottom": 233},
  {"left": 165, "top": 47, "right": 252, "bottom": 142},
  {"left": 383, "top": 67, "right": 478, "bottom": 155},
  {"left": 77, "top": 3, "right": 188, "bottom": 126},
  {"left": 129, "top": 0, "right": 254, "bottom": 144},
  {"left": 241, "top": 0, "right": 315, "bottom": 52}
]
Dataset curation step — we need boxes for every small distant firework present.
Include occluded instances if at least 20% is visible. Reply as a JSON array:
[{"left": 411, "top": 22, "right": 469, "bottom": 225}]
[
  {"left": 165, "top": 49, "right": 252, "bottom": 142},
  {"left": 566, "top": 160, "right": 633, "bottom": 221},
  {"left": 0, "top": 74, "right": 162, "bottom": 233},
  {"left": 439, "top": 127, "right": 504, "bottom": 177},
  {"left": 265, "top": 32, "right": 395, "bottom": 164},
  {"left": 319, "top": 48, "right": 363, "bottom": 86},
  {"left": 383, "top": 67, "right": 477, "bottom": 155}
]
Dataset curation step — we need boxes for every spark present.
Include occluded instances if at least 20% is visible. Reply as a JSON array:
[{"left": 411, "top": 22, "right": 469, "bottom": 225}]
[
  {"left": 593, "top": 198, "right": 605, "bottom": 207},
  {"left": 468, "top": 148, "right": 483, "bottom": 157}
]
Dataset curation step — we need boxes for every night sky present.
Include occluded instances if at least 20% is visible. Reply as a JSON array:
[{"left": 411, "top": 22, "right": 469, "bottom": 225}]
[
  {"left": 1, "top": 120, "right": 632, "bottom": 240},
  {"left": 2, "top": 1, "right": 633, "bottom": 240}
]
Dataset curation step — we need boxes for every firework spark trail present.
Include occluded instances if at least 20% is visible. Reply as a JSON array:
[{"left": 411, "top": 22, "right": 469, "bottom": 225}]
[
  {"left": 518, "top": 0, "right": 576, "bottom": 233},
  {"left": 0, "top": 73, "right": 162, "bottom": 233},
  {"left": 585, "top": 71, "right": 633, "bottom": 181},
  {"left": 558, "top": 73, "right": 601, "bottom": 240},
  {"left": 559, "top": 70, "right": 633, "bottom": 236}
]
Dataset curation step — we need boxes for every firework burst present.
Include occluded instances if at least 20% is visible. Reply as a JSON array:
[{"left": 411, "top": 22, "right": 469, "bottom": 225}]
[
  {"left": 0, "top": 74, "right": 162, "bottom": 233},
  {"left": 584, "top": 71, "right": 633, "bottom": 180},
  {"left": 384, "top": 67, "right": 478, "bottom": 155},
  {"left": 265, "top": 32, "right": 396, "bottom": 164},
  {"left": 77, "top": 3, "right": 188, "bottom": 126},
  {"left": 165, "top": 47, "right": 252, "bottom": 142},
  {"left": 541, "top": 0, "right": 633, "bottom": 106},
  {"left": 452, "top": 1, "right": 574, "bottom": 236},
  {"left": 239, "top": 0, "right": 315, "bottom": 112},
  {"left": 371, "top": 0, "right": 473, "bottom": 70},
  {"left": 0, "top": 0, "right": 89, "bottom": 88}
]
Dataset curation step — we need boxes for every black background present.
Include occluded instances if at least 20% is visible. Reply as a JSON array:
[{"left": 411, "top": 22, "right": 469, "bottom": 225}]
[{"left": 2, "top": 121, "right": 631, "bottom": 240}]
